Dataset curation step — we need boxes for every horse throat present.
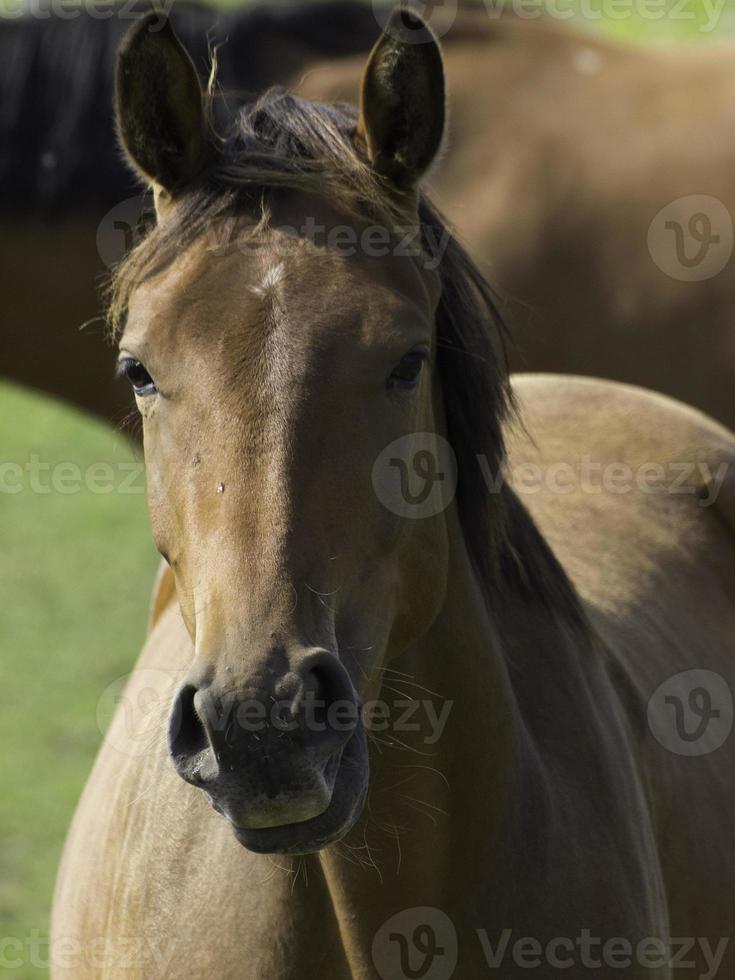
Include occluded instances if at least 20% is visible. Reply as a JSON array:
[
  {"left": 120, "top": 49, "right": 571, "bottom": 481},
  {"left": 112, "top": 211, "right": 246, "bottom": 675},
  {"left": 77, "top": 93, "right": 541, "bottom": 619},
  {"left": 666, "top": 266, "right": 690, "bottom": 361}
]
[{"left": 313, "top": 489, "right": 554, "bottom": 973}]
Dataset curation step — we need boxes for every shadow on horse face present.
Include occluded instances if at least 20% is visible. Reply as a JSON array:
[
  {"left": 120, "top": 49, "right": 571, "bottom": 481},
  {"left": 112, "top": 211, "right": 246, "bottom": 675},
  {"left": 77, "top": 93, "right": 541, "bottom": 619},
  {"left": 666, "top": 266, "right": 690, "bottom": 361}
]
[{"left": 114, "top": 9, "right": 449, "bottom": 853}]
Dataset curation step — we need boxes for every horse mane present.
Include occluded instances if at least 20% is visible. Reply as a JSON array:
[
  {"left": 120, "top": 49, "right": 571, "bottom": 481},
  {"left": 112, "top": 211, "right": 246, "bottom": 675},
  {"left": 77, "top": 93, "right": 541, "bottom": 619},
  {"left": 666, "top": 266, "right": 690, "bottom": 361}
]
[
  {"left": 0, "top": 0, "right": 380, "bottom": 214},
  {"left": 109, "top": 86, "right": 586, "bottom": 626}
]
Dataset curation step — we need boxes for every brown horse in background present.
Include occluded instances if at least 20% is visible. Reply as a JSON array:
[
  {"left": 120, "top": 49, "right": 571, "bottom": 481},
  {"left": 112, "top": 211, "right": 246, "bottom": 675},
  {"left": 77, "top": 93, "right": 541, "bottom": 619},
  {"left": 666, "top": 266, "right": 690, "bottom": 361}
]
[
  {"left": 6, "top": 7, "right": 735, "bottom": 429},
  {"left": 299, "top": 11, "right": 735, "bottom": 427},
  {"left": 52, "top": 12, "right": 735, "bottom": 978}
]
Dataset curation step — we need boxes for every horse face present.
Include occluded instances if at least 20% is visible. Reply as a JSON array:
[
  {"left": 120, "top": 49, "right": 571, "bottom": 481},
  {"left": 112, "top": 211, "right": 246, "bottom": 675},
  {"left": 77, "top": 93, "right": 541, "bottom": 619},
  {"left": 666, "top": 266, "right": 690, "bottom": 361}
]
[{"left": 115, "top": 9, "right": 447, "bottom": 853}]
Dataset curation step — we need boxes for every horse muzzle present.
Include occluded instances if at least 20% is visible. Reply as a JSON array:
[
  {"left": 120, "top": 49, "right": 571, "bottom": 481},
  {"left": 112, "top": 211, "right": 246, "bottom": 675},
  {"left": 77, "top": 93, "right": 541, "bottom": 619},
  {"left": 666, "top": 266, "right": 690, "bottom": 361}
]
[{"left": 167, "top": 649, "right": 369, "bottom": 853}]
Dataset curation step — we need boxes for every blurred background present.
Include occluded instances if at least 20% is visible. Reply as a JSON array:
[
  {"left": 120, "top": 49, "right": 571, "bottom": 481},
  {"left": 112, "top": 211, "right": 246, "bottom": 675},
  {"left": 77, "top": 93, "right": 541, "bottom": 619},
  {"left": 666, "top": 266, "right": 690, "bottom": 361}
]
[{"left": 2, "top": 0, "right": 734, "bottom": 975}]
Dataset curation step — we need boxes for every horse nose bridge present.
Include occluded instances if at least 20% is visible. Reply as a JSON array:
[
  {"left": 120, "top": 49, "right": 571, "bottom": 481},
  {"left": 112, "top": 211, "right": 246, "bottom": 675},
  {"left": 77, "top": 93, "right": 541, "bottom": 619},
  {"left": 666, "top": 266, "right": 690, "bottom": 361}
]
[{"left": 190, "top": 573, "right": 338, "bottom": 669}]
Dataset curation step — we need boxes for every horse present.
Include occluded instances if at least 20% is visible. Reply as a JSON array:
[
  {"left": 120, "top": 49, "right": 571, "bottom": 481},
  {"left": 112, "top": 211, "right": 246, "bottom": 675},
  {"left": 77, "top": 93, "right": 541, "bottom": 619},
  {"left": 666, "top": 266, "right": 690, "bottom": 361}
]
[
  {"left": 298, "top": 12, "right": 735, "bottom": 430},
  {"left": 52, "top": 10, "right": 735, "bottom": 978},
  {"left": 0, "top": 0, "right": 380, "bottom": 426}
]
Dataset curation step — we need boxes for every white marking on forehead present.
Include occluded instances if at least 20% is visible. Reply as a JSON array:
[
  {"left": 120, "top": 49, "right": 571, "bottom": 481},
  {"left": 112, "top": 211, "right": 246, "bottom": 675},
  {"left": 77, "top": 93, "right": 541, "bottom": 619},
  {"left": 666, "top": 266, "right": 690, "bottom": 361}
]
[
  {"left": 573, "top": 47, "right": 604, "bottom": 76},
  {"left": 250, "top": 260, "right": 286, "bottom": 298}
]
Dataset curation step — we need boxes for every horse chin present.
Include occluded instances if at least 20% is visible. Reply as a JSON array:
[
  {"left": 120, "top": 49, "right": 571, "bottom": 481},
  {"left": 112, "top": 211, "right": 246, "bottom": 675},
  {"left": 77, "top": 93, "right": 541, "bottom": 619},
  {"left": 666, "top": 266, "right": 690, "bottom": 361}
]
[{"left": 229, "top": 728, "right": 369, "bottom": 856}]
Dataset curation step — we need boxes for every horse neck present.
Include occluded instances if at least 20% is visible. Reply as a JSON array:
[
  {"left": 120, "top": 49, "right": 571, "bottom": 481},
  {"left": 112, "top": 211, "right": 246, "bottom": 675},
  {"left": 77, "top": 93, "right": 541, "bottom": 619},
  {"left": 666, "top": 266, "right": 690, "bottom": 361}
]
[
  {"left": 312, "top": 486, "right": 650, "bottom": 974},
  {"left": 315, "top": 490, "right": 588, "bottom": 964}
]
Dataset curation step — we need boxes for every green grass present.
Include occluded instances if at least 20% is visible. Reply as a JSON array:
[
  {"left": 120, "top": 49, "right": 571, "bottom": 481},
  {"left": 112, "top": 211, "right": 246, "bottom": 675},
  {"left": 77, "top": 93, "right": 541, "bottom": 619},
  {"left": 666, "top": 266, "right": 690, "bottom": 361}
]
[
  {"left": 0, "top": 383, "right": 158, "bottom": 979},
  {"left": 558, "top": 0, "right": 735, "bottom": 43}
]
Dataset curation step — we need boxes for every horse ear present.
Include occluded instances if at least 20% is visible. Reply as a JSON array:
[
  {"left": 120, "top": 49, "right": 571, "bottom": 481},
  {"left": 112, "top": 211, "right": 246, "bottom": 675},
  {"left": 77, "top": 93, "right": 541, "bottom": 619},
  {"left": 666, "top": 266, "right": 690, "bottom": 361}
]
[
  {"left": 115, "top": 14, "right": 210, "bottom": 201},
  {"left": 357, "top": 6, "right": 445, "bottom": 195}
]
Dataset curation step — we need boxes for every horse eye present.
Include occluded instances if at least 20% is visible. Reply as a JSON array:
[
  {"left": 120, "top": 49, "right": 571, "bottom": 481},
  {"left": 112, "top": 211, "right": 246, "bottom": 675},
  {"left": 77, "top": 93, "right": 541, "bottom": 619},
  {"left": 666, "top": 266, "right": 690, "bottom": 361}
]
[
  {"left": 388, "top": 349, "right": 429, "bottom": 390},
  {"left": 117, "top": 357, "right": 157, "bottom": 397}
]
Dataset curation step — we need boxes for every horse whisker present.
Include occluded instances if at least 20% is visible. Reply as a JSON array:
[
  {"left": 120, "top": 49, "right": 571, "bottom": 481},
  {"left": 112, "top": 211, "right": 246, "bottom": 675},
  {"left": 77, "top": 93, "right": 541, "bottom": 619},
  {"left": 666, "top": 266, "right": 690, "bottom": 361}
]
[
  {"left": 388, "top": 763, "right": 451, "bottom": 790},
  {"left": 397, "top": 793, "right": 448, "bottom": 818}
]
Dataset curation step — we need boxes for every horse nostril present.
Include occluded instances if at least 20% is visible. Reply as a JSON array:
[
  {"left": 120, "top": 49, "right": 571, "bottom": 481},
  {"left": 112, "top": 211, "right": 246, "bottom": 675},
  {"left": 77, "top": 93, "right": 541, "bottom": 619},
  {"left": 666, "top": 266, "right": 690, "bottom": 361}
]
[
  {"left": 297, "top": 652, "right": 359, "bottom": 752},
  {"left": 168, "top": 683, "right": 212, "bottom": 782},
  {"left": 167, "top": 652, "right": 359, "bottom": 798},
  {"left": 304, "top": 668, "right": 330, "bottom": 729}
]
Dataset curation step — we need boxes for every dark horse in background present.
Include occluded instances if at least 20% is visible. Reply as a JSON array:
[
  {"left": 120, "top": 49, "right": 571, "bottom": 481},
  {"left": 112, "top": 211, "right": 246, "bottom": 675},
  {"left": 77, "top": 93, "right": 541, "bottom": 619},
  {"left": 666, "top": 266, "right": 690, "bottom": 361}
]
[{"left": 0, "top": 0, "right": 381, "bottom": 425}]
